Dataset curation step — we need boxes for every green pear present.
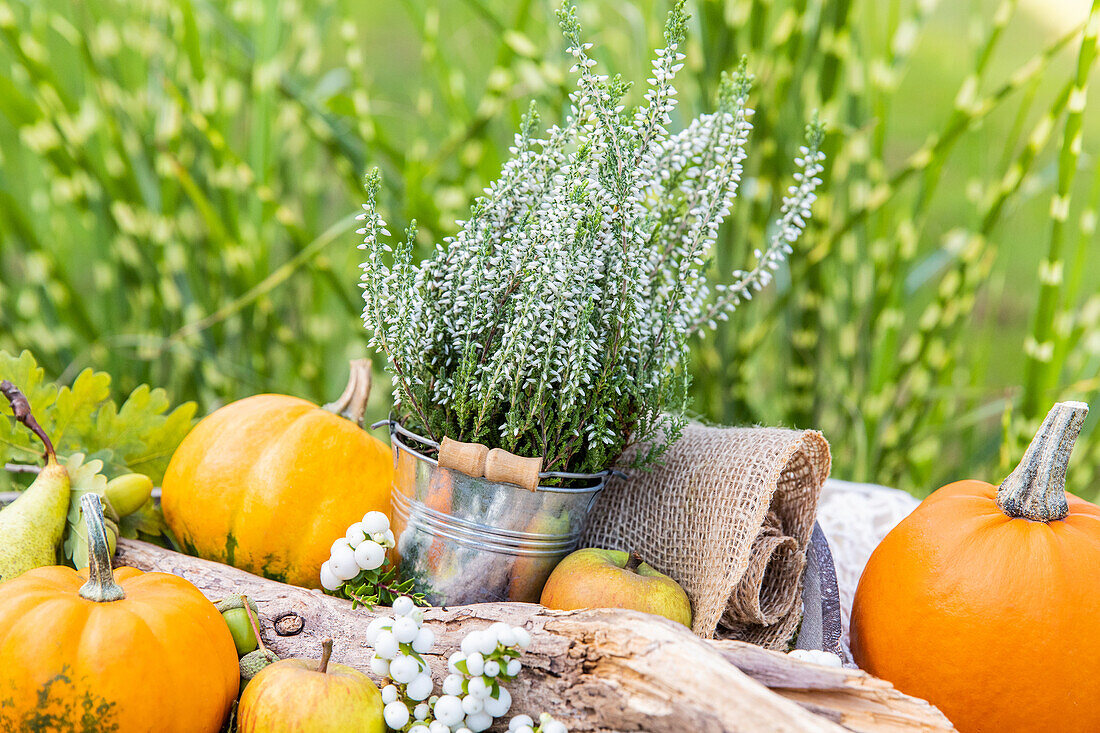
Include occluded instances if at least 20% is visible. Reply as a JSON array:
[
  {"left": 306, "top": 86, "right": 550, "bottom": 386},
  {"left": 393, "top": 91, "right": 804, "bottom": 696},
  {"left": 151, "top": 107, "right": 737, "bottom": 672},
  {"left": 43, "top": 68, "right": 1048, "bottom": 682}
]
[{"left": 0, "top": 380, "right": 70, "bottom": 583}]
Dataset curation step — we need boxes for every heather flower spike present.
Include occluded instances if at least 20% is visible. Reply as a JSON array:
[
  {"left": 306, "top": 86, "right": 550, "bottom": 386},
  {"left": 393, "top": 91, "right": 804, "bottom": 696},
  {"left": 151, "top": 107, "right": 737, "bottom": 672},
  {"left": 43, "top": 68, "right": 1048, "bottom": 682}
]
[{"left": 358, "top": 0, "right": 825, "bottom": 475}]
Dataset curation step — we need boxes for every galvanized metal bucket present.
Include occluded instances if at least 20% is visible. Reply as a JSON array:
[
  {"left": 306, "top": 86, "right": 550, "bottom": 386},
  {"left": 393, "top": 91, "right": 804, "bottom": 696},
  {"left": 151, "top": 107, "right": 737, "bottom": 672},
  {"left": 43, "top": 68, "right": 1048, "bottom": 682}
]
[{"left": 377, "top": 421, "right": 612, "bottom": 606}]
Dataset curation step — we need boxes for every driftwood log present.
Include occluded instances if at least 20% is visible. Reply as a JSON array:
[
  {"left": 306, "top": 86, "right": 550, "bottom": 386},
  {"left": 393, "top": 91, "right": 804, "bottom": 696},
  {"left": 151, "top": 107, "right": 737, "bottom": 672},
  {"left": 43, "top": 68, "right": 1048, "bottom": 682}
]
[{"left": 116, "top": 540, "right": 954, "bottom": 732}]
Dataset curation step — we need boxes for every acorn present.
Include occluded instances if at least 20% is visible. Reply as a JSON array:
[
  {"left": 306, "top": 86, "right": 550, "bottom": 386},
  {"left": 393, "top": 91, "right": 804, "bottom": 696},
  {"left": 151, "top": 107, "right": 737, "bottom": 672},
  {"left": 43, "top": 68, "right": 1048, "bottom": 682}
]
[
  {"left": 216, "top": 594, "right": 262, "bottom": 656},
  {"left": 239, "top": 648, "right": 280, "bottom": 687}
]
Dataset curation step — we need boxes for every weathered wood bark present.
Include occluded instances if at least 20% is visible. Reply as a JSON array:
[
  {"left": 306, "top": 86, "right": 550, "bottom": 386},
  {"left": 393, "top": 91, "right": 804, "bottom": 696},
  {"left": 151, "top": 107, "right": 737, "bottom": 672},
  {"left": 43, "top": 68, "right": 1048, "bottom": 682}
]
[
  {"left": 710, "top": 641, "right": 955, "bottom": 732},
  {"left": 116, "top": 540, "right": 953, "bottom": 732}
]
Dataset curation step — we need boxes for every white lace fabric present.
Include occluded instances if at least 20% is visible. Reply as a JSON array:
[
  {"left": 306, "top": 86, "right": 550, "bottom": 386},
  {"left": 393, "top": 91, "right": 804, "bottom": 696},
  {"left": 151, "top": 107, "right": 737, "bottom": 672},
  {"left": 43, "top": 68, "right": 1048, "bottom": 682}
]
[{"left": 816, "top": 479, "right": 919, "bottom": 650}]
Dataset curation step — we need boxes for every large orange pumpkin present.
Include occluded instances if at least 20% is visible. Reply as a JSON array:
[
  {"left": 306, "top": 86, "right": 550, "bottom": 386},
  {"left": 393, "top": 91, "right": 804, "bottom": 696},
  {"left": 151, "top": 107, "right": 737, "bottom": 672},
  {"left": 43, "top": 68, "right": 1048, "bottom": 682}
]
[
  {"left": 0, "top": 494, "right": 239, "bottom": 732},
  {"left": 851, "top": 401, "right": 1100, "bottom": 733},
  {"left": 162, "top": 361, "right": 393, "bottom": 588}
]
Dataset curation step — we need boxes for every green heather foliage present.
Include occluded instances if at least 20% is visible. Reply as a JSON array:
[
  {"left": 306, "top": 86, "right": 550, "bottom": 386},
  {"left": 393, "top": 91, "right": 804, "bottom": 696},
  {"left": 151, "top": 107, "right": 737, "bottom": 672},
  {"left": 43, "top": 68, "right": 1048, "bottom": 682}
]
[{"left": 1, "top": 0, "right": 1099, "bottom": 495}]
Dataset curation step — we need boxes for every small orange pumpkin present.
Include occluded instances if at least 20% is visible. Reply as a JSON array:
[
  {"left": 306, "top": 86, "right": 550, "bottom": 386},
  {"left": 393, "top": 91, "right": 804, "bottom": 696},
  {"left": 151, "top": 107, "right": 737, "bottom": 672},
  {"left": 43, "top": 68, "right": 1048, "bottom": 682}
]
[
  {"left": 851, "top": 401, "right": 1100, "bottom": 733},
  {"left": 162, "top": 360, "right": 393, "bottom": 588},
  {"left": 0, "top": 494, "right": 239, "bottom": 732}
]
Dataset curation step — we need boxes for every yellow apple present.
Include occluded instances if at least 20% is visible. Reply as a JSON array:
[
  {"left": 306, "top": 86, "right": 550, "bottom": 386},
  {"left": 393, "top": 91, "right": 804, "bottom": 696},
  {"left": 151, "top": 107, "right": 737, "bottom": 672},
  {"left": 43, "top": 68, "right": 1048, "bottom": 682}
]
[
  {"left": 237, "top": 637, "right": 384, "bottom": 733},
  {"left": 540, "top": 548, "right": 692, "bottom": 627}
]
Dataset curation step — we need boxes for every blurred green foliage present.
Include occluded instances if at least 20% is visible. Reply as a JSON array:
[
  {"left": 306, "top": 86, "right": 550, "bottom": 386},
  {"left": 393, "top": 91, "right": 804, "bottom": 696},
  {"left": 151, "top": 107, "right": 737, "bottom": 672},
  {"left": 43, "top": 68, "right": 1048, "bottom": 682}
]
[{"left": 1, "top": 0, "right": 1098, "bottom": 496}]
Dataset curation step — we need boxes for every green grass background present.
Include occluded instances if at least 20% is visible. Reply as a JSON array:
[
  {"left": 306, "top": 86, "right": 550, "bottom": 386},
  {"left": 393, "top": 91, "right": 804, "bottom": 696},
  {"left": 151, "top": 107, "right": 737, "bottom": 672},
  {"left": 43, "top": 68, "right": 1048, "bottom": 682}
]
[{"left": 1, "top": 0, "right": 1098, "bottom": 496}]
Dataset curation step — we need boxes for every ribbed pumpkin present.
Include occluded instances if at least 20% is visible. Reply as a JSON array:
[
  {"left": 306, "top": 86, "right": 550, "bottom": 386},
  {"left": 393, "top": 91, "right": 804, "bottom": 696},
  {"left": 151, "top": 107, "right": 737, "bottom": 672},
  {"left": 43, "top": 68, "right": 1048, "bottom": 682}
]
[
  {"left": 0, "top": 494, "right": 239, "bottom": 732},
  {"left": 162, "top": 361, "right": 393, "bottom": 588},
  {"left": 851, "top": 401, "right": 1100, "bottom": 733}
]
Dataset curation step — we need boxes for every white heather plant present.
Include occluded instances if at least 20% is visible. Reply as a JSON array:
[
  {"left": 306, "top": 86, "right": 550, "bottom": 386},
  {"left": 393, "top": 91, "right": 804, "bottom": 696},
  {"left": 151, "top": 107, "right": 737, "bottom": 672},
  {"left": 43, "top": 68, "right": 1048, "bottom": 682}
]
[{"left": 359, "top": 0, "right": 825, "bottom": 475}]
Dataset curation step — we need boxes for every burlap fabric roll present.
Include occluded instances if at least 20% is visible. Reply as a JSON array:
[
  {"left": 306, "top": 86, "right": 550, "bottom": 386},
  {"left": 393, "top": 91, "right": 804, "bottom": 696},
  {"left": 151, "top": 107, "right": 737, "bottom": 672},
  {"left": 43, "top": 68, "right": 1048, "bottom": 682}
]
[{"left": 581, "top": 423, "right": 831, "bottom": 647}]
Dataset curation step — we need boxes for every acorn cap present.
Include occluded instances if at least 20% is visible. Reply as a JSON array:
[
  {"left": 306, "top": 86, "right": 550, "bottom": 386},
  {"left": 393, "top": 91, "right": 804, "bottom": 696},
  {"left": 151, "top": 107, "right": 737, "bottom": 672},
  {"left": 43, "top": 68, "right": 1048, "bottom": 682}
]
[
  {"left": 216, "top": 594, "right": 260, "bottom": 615},
  {"left": 239, "top": 648, "right": 279, "bottom": 680}
]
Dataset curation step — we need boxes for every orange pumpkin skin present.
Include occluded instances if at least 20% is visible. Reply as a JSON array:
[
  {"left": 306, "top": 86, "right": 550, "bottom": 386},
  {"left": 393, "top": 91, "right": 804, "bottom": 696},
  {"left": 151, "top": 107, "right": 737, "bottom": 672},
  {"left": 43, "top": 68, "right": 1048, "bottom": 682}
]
[
  {"left": 162, "top": 394, "right": 393, "bottom": 588},
  {"left": 850, "top": 479, "right": 1100, "bottom": 733},
  {"left": 0, "top": 564, "right": 239, "bottom": 732}
]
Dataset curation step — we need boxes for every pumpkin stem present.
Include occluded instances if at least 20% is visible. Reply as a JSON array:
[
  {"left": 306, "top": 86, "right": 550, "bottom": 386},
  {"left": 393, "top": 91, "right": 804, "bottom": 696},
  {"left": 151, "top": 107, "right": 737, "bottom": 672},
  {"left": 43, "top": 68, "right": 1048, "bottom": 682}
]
[
  {"left": 78, "top": 493, "right": 126, "bottom": 602},
  {"left": 625, "top": 552, "right": 644, "bottom": 573},
  {"left": 1, "top": 380, "right": 56, "bottom": 463},
  {"left": 996, "top": 401, "right": 1088, "bottom": 522},
  {"left": 317, "top": 637, "right": 334, "bottom": 674},
  {"left": 322, "top": 359, "right": 373, "bottom": 427}
]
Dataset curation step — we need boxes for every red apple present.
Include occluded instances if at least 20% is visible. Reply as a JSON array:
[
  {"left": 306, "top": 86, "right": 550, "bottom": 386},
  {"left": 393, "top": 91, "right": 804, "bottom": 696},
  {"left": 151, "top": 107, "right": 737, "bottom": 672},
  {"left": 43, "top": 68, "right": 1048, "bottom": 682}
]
[{"left": 540, "top": 548, "right": 692, "bottom": 627}]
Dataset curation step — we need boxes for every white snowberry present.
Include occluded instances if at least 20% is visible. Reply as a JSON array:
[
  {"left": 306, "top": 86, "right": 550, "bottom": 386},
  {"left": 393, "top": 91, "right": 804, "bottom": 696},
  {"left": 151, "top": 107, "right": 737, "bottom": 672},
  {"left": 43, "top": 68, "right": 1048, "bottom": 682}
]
[
  {"left": 362, "top": 510, "right": 390, "bottom": 534},
  {"left": 460, "top": 631, "right": 482, "bottom": 656},
  {"left": 455, "top": 728, "right": 473, "bottom": 733},
  {"left": 365, "top": 616, "right": 392, "bottom": 645},
  {"left": 329, "top": 544, "right": 359, "bottom": 581},
  {"left": 374, "top": 630, "right": 399, "bottom": 659},
  {"left": 429, "top": 722, "right": 450, "bottom": 733},
  {"left": 406, "top": 672, "right": 434, "bottom": 701},
  {"left": 442, "top": 673, "right": 464, "bottom": 696},
  {"left": 318, "top": 561, "right": 341, "bottom": 591},
  {"left": 408, "top": 725, "right": 429, "bottom": 733},
  {"left": 483, "top": 686, "right": 512, "bottom": 717},
  {"left": 496, "top": 625, "right": 517, "bottom": 647},
  {"left": 513, "top": 627, "right": 531, "bottom": 648},
  {"left": 542, "top": 719, "right": 568, "bottom": 733},
  {"left": 345, "top": 522, "right": 368, "bottom": 547},
  {"left": 475, "top": 631, "right": 498, "bottom": 656},
  {"left": 464, "top": 710, "right": 494, "bottom": 732},
  {"left": 413, "top": 702, "right": 430, "bottom": 720},
  {"left": 412, "top": 627, "right": 435, "bottom": 653},
  {"left": 381, "top": 684, "right": 398, "bottom": 705},
  {"left": 353, "top": 540, "right": 385, "bottom": 571},
  {"left": 466, "top": 676, "right": 490, "bottom": 699},
  {"left": 383, "top": 700, "right": 410, "bottom": 729},
  {"left": 464, "top": 652, "right": 484, "bottom": 677},
  {"left": 508, "top": 714, "right": 534, "bottom": 730},
  {"left": 391, "top": 615, "right": 419, "bottom": 644},
  {"left": 483, "top": 660, "right": 500, "bottom": 677},
  {"left": 448, "top": 651, "right": 467, "bottom": 674},
  {"left": 433, "top": 695, "right": 464, "bottom": 727},
  {"left": 389, "top": 654, "right": 420, "bottom": 684},
  {"left": 506, "top": 658, "right": 522, "bottom": 677},
  {"left": 461, "top": 694, "right": 484, "bottom": 715},
  {"left": 370, "top": 655, "right": 390, "bottom": 677},
  {"left": 330, "top": 537, "right": 353, "bottom": 555},
  {"left": 392, "top": 595, "right": 416, "bottom": 616}
]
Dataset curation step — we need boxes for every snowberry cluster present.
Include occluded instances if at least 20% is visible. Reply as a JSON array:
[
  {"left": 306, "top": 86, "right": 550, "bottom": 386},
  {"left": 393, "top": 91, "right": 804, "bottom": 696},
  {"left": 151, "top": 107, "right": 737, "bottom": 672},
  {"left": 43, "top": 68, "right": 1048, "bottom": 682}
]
[
  {"left": 506, "top": 713, "right": 568, "bottom": 733},
  {"left": 432, "top": 621, "right": 532, "bottom": 731},
  {"left": 321, "top": 510, "right": 395, "bottom": 589},
  {"left": 320, "top": 511, "right": 422, "bottom": 608},
  {"left": 367, "top": 598, "right": 564, "bottom": 733}
]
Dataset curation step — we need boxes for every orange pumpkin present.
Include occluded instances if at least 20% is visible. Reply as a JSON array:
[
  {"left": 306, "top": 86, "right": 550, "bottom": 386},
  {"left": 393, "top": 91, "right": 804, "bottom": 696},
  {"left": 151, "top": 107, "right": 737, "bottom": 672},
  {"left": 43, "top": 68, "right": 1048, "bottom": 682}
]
[
  {"left": 851, "top": 401, "right": 1100, "bottom": 733},
  {"left": 162, "top": 361, "right": 393, "bottom": 588},
  {"left": 0, "top": 494, "right": 239, "bottom": 732}
]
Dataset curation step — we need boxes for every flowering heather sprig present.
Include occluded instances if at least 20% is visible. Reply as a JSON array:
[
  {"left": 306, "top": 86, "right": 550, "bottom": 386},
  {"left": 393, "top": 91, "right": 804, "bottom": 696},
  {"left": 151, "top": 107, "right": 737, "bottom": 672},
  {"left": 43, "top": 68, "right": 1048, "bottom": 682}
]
[{"left": 358, "top": 0, "right": 825, "bottom": 475}]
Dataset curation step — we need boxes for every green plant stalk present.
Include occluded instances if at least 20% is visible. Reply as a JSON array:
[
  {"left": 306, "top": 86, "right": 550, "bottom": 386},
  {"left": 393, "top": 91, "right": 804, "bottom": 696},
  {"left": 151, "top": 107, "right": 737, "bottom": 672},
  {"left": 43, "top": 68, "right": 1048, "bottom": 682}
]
[{"left": 1021, "top": 0, "right": 1100, "bottom": 418}]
